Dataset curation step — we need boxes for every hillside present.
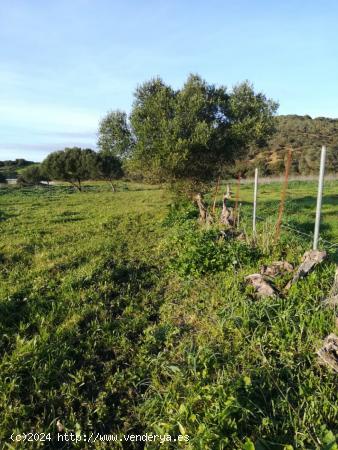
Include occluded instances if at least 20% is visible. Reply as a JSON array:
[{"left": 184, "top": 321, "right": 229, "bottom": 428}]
[
  {"left": 0, "top": 159, "right": 36, "bottom": 178},
  {"left": 248, "top": 115, "right": 338, "bottom": 176}
]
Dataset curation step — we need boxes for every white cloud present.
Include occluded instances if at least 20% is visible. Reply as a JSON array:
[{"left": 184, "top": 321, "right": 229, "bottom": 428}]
[{"left": 0, "top": 101, "right": 99, "bottom": 132}]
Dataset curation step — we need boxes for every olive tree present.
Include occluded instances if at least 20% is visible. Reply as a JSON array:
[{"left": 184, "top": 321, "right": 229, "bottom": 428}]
[
  {"left": 96, "top": 153, "right": 123, "bottom": 191},
  {"left": 97, "top": 110, "right": 134, "bottom": 159},
  {"left": 130, "top": 74, "right": 278, "bottom": 194},
  {"left": 41, "top": 147, "right": 97, "bottom": 191}
]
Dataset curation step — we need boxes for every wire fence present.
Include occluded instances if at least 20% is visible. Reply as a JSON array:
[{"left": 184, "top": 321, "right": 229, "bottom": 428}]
[
  {"left": 217, "top": 147, "right": 338, "bottom": 253},
  {"left": 255, "top": 213, "right": 338, "bottom": 250}
]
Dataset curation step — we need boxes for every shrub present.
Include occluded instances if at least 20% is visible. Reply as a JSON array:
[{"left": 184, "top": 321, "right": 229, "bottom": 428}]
[
  {"left": 17, "top": 165, "right": 44, "bottom": 186},
  {"left": 164, "top": 222, "right": 260, "bottom": 277},
  {"left": 162, "top": 201, "right": 198, "bottom": 227}
]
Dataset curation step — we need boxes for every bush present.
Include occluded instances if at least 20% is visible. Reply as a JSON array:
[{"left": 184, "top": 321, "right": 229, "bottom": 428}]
[
  {"left": 164, "top": 221, "right": 260, "bottom": 277},
  {"left": 162, "top": 201, "right": 198, "bottom": 227},
  {"left": 17, "top": 165, "right": 44, "bottom": 186}
]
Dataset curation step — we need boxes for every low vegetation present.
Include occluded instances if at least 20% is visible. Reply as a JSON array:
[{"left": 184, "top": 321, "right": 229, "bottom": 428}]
[{"left": 0, "top": 180, "right": 337, "bottom": 449}]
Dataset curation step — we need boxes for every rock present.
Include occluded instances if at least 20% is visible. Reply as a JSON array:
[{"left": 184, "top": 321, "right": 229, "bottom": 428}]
[
  {"left": 286, "top": 250, "right": 327, "bottom": 289},
  {"left": 323, "top": 267, "right": 338, "bottom": 308},
  {"left": 261, "top": 261, "right": 294, "bottom": 277},
  {"left": 245, "top": 274, "right": 277, "bottom": 298},
  {"left": 317, "top": 333, "right": 338, "bottom": 373},
  {"left": 56, "top": 419, "right": 64, "bottom": 432}
]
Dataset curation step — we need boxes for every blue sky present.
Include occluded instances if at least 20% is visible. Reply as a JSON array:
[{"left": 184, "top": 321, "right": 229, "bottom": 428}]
[{"left": 1, "top": 0, "right": 338, "bottom": 161}]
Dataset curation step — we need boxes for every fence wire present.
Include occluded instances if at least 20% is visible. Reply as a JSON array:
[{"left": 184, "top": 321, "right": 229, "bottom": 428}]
[
  {"left": 218, "top": 176, "right": 338, "bottom": 252},
  {"left": 254, "top": 213, "right": 338, "bottom": 249}
]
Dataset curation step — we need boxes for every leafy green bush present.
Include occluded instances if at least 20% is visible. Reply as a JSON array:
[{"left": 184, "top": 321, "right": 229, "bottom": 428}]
[
  {"left": 164, "top": 222, "right": 260, "bottom": 277},
  {"left": 162, "top": 201, "right": 198, "bottom": 227}
]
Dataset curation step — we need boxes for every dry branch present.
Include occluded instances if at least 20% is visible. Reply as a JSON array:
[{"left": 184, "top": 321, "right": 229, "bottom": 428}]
[{"left": 194, "top": 193, "right": 213, "bottom": 225}]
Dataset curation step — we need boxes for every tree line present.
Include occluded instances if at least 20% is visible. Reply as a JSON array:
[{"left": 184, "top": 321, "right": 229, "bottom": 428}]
[
  {"left": 17, "top": 74, "right": 279, "bottom": 192},
  {"left": 16, "top": 148, "right": 123, "bottom": 191}
]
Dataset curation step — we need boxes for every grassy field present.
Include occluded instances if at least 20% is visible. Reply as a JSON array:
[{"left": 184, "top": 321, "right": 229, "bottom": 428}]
[{"left": 0, "top": 180, "right": 337, "bottom": 449}]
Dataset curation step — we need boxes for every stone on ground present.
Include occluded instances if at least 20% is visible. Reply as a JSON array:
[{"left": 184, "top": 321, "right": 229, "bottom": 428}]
[{"left": 317, "top": 333, "right": 338, "bottom": 373}]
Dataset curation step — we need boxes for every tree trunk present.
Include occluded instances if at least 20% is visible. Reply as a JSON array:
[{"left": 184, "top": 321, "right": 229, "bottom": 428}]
[
  {"left": 220, "top": 194, "right": 234, "bottom": 227},
  {"left": 194, "top": 193, "right": 213, "bottom": 225},
  {"left": 69, "top": 180, "right": 82, "bottom": 191},
  {"left": 225, "top": 184, "right": 232, "bottom": 199}
]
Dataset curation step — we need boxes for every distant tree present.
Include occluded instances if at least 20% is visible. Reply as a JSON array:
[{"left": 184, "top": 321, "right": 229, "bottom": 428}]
[
  {"left": 42, "top": 147, "right": 97, "bottom": 191},
  {"left": 17, "top": 165, "right": 44, "bottom": 186},
  {"left": 96, "top": 153, "right": 124, "bottom": 191},
  {"left": 0, "top": 173, "right": 7, "bottom": 183},
  {"left": 15, "top": 158, "right": 29, "bottom": 167},
  {"left": 0, "top": 159, "right": 36, "bottom": 179},
  {"left": 299, "top": 146, "right": 338, "bottom": 175},
  {"left": 97, "top": 110, "right": 133, "bottom": 159},
  {"left": 326, "top": 147, "right": 338, "bottom": 173}
]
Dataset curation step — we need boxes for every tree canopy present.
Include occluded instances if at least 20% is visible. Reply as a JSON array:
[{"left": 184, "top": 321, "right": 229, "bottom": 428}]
[
  {"left": 97, "top": 110, "right": 134, "bottom": 159},
  {"left": 129, "top": 74, "right": 278, "bottom": 187},
  {"left": 41, "top": 147, "right": 98, "bottom": 191},
  {"left": 37, "top": 75, "right": 279, "bottom": 191}
]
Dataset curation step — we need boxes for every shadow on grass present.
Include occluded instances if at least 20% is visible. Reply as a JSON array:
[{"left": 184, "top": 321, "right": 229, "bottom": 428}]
[{"left": 0, "top": 210, "right": 17, "bottom": 221}]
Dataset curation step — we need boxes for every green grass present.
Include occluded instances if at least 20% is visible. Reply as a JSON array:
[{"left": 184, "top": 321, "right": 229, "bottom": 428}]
[{"left": 0, "top": 180, "right": 337, "bottom": 449}]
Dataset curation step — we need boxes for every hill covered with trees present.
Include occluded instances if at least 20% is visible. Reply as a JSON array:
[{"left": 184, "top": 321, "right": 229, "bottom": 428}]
[
  {"left": 0, "top": 159, "right": 36, "bottom": 178},
  {"left": 247, "top": 115, "right": 338, "bottom": 176}
]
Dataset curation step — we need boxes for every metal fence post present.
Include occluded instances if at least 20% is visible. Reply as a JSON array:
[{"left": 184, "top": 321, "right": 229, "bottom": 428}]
[
  {"left": 313, "top": 146, "right": 326, "bottom": 250},
  {"left": 253, "top": 168, "right": 258, "bottom": 236}
]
